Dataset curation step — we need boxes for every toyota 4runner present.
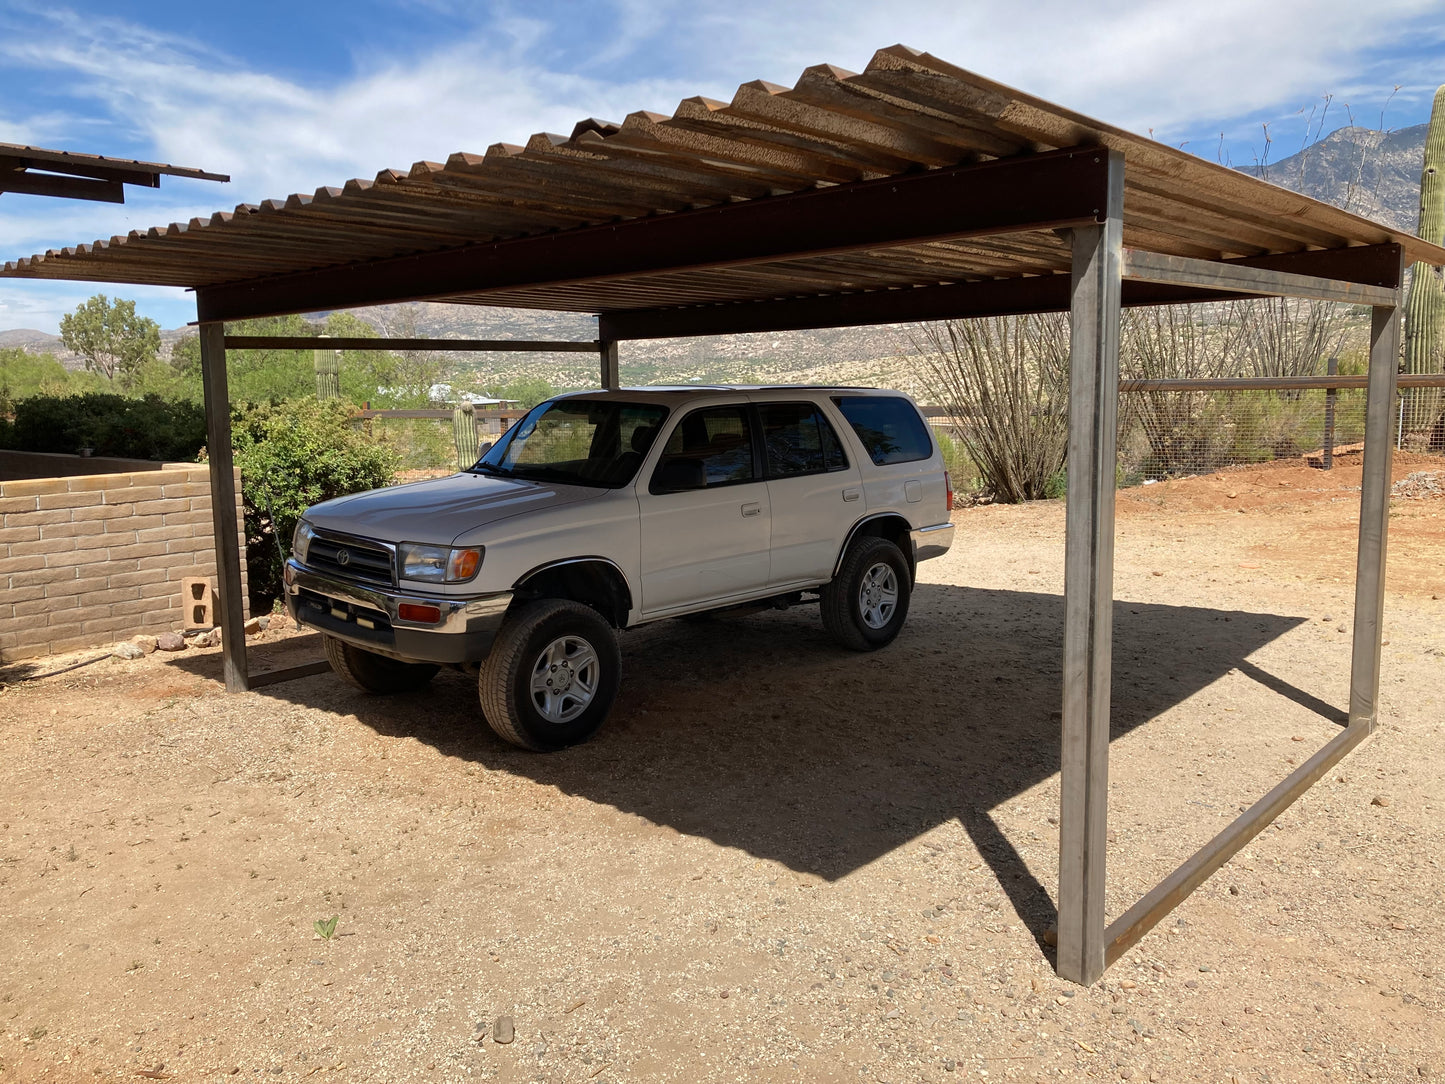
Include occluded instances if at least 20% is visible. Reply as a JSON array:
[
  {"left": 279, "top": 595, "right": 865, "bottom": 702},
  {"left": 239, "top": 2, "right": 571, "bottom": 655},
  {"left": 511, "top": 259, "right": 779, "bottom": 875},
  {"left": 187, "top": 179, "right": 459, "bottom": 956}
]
[{"left": 285, "top": 386, "right": 954, "bottom": 750}]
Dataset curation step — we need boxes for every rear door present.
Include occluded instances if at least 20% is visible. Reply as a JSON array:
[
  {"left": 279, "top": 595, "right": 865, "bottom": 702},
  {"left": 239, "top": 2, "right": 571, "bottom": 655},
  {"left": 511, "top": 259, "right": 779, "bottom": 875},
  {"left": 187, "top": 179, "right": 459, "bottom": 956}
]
[
  {"left": 756, "top": 398, "right": 861, "bottom": 587},
  {"left": 638, "top": 404, "right": 771, "bottom": 614}
]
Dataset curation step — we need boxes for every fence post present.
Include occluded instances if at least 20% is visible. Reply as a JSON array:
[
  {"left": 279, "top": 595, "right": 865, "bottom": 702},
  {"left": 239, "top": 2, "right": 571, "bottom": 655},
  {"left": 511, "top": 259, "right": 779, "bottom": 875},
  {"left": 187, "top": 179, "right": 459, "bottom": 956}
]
[{"left": 1323, "top": 357, "right": 1338, "bottom": 470}]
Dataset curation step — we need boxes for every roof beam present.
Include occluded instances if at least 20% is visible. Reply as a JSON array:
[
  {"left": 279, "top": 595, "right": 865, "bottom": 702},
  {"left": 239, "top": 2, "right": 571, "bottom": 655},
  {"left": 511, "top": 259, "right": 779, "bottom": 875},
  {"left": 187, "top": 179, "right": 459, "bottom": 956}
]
[
  {"left": 1122, "top": 248, "right": 1398, "bottom": 306},
  {"left": 0, "top": 170, "right": 125, "bottom": 204},
  {"left": 223, "top": 335, "right": 601, "bottom": 353},
  {"left": 195, "top": 147, "right": 1113, "bottom": 323},
  {"left": 598, "top": 243, "right": 1407, "bottom": 340}
]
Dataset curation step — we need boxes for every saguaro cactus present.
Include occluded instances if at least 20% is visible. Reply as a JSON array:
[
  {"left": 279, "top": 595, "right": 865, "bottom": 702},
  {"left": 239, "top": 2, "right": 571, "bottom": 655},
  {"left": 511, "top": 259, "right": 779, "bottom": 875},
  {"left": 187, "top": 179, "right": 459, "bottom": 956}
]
[
  {"left": 453, "top": 402, "right": 479, "bottom": 469},
  {"left": 313, "top": 338, "right": 340, "bottom": 401},
  {"left": 1402, "top": 84, "right": 1445, "bottom": 443}
]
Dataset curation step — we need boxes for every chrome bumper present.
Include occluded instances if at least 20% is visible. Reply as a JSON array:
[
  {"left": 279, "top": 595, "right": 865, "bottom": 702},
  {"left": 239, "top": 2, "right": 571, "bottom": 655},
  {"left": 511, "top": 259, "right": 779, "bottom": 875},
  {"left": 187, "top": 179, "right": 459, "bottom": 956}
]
[
  {"left": 910, "top": 521, "right": 955, "bottom": 564},
  {"left": 285, "top": 559, "right": 512, "bottom": 664}
]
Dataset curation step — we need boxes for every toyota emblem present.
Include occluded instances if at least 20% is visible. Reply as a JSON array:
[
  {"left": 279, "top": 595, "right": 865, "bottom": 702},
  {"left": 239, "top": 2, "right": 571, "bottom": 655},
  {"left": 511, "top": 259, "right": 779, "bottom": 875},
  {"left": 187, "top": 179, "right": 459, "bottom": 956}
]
[{"left": 336, "top": 548, "right": 351, "bottom": 566}]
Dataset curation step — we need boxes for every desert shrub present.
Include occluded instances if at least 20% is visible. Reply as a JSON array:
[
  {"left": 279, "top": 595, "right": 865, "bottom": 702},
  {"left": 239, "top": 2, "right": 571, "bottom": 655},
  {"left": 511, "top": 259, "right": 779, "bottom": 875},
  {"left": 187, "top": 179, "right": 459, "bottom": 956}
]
[
  {"left": 915, "top": 315, "right": 1070, "bottom": 503},
  {"left": 2, "top": 393, "right": 206, "bottom": 461},
  {"left": 232, "top": 400, "right": 399, "bottom": 611}
]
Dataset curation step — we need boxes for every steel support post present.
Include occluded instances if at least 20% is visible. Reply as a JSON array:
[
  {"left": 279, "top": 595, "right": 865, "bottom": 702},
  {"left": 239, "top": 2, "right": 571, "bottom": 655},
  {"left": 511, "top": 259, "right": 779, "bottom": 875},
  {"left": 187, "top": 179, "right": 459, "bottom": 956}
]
[
  {"left": 1057, "top": 150, "right": 1125, "bottom": 986},
  {"left": 1348, "top": 298, "right": 1403, "bottom": 730},
  {"left": 198, "top": 321, "right": 249, "bottom": 693},
  {"left": 600, "top": 339, "right": 620, "bottom": 390}
]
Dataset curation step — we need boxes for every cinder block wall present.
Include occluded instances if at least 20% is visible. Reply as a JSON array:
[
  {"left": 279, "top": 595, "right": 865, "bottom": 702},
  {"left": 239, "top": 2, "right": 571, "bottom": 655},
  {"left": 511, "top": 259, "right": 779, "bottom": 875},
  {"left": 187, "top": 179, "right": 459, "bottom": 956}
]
[{"left": 0, "top": 466, "right": 248, "bottom": 663}]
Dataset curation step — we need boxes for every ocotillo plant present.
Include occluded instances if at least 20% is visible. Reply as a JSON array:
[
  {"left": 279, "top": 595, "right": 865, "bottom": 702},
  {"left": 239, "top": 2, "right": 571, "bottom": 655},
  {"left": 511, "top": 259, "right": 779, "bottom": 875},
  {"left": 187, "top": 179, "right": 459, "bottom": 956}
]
[
  {"left": 1403, "top": 84, "right": 1445, "bottom": 441},
  {"left": 453, "top": 402, "right": 479, "bottom": 470}
]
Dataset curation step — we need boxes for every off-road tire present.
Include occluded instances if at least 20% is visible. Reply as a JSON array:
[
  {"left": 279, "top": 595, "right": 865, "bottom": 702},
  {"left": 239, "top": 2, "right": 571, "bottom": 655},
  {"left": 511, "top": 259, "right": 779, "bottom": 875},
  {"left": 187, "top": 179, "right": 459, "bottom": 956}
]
[
  {"left": 820, "top": 536, "right": 912, "bottom": 651},
  {"left": 323, "top": 635, "right": 440, "bottom": 692},
  {"left": 478, "top": 599, "right": 621, "bottom": 752}
]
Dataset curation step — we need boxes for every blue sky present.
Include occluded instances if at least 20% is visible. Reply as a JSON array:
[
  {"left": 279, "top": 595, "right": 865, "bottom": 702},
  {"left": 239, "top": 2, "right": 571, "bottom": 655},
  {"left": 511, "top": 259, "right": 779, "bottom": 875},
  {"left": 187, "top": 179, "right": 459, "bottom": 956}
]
[{"left": 2, "top": 0, "right": 1444, "bottom": 334}]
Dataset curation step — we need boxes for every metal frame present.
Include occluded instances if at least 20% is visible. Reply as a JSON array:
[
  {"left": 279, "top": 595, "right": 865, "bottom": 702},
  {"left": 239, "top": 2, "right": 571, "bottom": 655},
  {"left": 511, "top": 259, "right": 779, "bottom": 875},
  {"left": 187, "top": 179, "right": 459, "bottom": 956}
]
[
  {"left": 108, "top": 143, "right": 1419, "bottom": 988},
  {"left": 1053, "top": 209, "right": 1406, "bottom": 982}
]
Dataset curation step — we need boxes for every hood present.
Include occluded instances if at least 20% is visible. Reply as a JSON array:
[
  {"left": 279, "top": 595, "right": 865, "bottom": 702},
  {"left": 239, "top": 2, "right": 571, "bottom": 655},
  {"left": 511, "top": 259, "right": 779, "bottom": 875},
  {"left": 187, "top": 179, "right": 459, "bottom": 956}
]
[{"left": 304, "top": 472, "right": 603, "bottom": 545}]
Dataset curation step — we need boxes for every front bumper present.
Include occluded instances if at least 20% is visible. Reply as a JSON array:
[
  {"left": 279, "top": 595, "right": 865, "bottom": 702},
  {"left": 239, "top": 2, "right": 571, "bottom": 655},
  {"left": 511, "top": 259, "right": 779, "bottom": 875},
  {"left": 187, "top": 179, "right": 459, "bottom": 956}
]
[
  {"left": 284, "top": 559, "right": 512, "bottom": 664},
  {"left": 910, "top": 521, "right": 955, "bottom": 564}
]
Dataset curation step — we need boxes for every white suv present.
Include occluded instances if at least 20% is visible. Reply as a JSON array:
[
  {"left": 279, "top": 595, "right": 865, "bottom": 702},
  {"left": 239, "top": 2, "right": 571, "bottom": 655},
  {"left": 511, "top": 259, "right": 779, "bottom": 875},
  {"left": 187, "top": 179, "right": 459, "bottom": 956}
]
[{"left": 285, "top": 386, "right": 954, "bottom": 750}]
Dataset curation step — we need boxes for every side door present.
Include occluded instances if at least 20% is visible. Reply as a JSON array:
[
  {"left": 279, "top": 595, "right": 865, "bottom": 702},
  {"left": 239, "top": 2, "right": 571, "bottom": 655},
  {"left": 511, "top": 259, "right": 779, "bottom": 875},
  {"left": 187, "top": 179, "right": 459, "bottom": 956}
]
[
  {"left": 638, "top": 404, "right": 771, "bottom": 615},
  {"left": 756, "top": 399, "right": 862, "bottom": 587}
]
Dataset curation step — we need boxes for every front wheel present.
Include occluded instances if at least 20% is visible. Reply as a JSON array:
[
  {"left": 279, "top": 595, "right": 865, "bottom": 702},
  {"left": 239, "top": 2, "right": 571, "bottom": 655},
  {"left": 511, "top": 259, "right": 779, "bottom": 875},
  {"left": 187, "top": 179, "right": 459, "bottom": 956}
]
[
  {"left": 323, "top": 635, "right": 440, "bottom": 692},
  {"left": 820, "top": 537, "right": 912, "bottom": 651},
  {"left": 478, "top": 599, "right": 621, "bottom": 751}
]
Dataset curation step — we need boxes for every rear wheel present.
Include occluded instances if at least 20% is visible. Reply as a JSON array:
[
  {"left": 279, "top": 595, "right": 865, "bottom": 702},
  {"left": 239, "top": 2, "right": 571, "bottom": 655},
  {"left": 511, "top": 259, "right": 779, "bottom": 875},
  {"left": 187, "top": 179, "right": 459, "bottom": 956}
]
[
  {"left": 478, "top": 599, "right": 621, "bottom": 751},
  {"left": 323, "top": 635, "right": 439, "bottom": 692},
  {"left": 820, "top": 536, "right": 911, "bottom": 651}
]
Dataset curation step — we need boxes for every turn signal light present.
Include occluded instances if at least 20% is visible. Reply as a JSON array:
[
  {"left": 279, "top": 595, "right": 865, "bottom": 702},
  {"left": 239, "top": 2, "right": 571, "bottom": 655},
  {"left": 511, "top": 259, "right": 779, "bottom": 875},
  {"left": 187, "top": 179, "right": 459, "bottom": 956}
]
[
  {"left": 448, "top": 547, "right": 482, "bottom": 581},
  {"left": 398, "top": 603, "right": 443, "bottom": 623}
]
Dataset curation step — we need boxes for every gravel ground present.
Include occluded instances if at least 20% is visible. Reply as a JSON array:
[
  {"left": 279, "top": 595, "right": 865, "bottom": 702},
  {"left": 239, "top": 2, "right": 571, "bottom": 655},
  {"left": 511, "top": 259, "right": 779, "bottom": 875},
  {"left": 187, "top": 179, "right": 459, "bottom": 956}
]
[{"left": 1, "top": 455, "right": 1442, "bottom": 1083}]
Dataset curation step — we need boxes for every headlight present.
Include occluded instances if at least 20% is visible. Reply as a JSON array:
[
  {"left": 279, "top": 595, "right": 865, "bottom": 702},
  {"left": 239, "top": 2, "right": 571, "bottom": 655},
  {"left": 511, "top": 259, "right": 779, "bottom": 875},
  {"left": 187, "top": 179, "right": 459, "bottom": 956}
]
[
  {"left": 397, "top": 543, "right": 483, "bottom": 583},
  {"left": 292, "top": 520, "right": 316, "bottom": 564}
]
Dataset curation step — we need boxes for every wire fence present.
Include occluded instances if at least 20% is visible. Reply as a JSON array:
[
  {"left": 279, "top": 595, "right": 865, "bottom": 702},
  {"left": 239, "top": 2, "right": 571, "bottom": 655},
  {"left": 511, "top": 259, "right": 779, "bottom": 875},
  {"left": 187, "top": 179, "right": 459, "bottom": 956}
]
[{"left": 927, "top": 378, "right": 1445, "bottom": 497}]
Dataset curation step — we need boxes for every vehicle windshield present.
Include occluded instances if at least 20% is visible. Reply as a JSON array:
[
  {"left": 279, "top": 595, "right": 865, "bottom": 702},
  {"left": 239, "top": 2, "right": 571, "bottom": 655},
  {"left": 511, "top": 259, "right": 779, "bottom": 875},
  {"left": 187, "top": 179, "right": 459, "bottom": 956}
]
[{"left": 470, "top": 399, "right": 669, "bottom": 489}]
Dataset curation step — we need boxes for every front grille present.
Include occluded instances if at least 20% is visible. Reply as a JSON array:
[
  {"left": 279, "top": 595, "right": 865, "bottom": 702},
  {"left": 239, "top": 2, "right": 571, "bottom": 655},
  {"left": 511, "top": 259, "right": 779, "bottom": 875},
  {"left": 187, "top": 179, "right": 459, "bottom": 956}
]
[{"left": 308, "top": 532, "right": 394, "bottom": 585}]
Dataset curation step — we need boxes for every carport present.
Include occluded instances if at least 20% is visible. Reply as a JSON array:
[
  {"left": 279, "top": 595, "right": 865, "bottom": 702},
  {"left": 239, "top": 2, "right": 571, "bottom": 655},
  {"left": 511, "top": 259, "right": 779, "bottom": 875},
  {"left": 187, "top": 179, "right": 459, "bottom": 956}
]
[{"left": 5, "top": 45, "right": 1443, "bottom": 985}]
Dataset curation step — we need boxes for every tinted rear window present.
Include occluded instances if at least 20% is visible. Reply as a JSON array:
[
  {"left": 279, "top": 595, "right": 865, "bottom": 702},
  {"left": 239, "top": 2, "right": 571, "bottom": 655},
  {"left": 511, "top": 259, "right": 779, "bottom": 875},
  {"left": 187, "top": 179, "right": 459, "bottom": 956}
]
[{"left": 831, "top": 396, "right": 933, "bottom": 465}]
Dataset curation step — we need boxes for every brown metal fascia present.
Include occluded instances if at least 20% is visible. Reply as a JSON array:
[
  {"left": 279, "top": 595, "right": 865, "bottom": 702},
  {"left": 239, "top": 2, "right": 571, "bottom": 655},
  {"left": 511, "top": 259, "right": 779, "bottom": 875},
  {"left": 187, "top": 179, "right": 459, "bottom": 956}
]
[{"left": 193, "top": 147, "right": 1112, "bottom": 323}]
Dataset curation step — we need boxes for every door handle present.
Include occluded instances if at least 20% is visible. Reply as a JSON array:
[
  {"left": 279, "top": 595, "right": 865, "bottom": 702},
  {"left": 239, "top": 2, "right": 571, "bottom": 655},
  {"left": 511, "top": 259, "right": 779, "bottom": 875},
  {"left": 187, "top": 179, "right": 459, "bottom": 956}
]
[
  {"left": 741, "top": 502, "right": 762, "bottom": 517},
  {"left": 842, "top": 488, "right": 861, "bottom": 502}
]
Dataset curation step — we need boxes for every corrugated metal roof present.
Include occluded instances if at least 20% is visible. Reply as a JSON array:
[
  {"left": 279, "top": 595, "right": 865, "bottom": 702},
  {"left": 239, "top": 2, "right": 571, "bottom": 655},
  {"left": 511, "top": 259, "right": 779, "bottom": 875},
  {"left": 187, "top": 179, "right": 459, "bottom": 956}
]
[
  {"left": 3, "top": 45, "right": 1440, "bottom": 318},
  {"left": 0, "top": 143, "right": 229, "bottom": 182}
]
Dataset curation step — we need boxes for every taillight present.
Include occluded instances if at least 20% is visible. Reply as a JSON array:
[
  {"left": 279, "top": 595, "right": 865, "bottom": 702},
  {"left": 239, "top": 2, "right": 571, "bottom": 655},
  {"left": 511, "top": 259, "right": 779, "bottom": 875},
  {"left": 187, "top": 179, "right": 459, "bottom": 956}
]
[{"left": 944, "top": 470, "right": 954, "bottom": 512}]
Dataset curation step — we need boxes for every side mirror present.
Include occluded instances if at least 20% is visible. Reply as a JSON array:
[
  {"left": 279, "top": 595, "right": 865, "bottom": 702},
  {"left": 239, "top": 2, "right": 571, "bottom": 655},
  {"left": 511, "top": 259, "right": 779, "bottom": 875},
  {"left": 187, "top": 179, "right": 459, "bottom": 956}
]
[{"left": 477, "top": 441, "right": 494, "bottom": 457}]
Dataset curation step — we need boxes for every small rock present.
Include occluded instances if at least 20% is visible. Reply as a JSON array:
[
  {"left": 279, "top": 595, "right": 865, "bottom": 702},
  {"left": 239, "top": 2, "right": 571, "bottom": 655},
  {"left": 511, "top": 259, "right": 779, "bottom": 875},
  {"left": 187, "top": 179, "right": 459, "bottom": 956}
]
[
  {"left": 1371, "top": 795, "right": 1391, "bottom": 807},
  {"left": 944, "top": 1059, "right": 956, "bottom": 1072},
  {"left": 111, "top": 642, "right": 144, "bottom": 660},
  {"left": 1151, "top": 571, "right": 1163, "bottom": 577},
  {"left": 1229, "top": 885, "right": 1240, "bottom": 896},
  {"left": 1119, "top": 979, "right": 1137, "bottom": 990},
  {"left": 1185, "top": 980, "right": 1198, "bottom": 989},
  {"left": 531, "top": 1042, "right": 547, "bottom": 1056},
  {"left": 1198, "top": 965, "right": 1213, "bottom": 973},
  {"left": 1055, "top": 996, "right": 1069, "bottom": 1005},
  {"left": 719, "top": 990, "right": 729, "bottom": 999},
  {"left": 1043, "top": 927, "right": 1058, "bottom": 947},
  {"left": 132, "top": 635, "right": 158, "bottom": 654},
  {"left": 883, "top": 1007, "right": 900, "bottom": 1019},
  {"left": 258, "top": 615, "right": 271, "bottom": 630},
  {"left": 244, "top": 617, "right": 263, "bottom": 635},
  {"left": 492, "top": 1016, "right": 514, "bottom": 1044},
  {"left": 1226, "top": 491, "right": 1238, "bottom": 499},
  {"left": 207, "top": 627, "right": 224, "bottom": 647},
  {"left": 156, "top": 632, "right": 186, "bottom": 652},
  {"left": 1121, "top": 1069, "right": 1135, "bottom": 1080}
]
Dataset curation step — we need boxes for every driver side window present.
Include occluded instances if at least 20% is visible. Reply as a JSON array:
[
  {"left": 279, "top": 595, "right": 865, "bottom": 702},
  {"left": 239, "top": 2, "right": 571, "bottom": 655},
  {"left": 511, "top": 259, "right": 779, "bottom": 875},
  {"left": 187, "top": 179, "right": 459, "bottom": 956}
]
[{"left": 650, "top": 406, "right": 756, "bottom": 493}]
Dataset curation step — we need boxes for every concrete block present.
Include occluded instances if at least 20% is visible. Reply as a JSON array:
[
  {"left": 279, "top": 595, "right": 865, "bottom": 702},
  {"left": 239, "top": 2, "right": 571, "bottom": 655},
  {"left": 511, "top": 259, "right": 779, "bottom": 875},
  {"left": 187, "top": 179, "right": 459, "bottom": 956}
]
[{"left": 181, "top": 577, "right": 214, "bottom": 629}]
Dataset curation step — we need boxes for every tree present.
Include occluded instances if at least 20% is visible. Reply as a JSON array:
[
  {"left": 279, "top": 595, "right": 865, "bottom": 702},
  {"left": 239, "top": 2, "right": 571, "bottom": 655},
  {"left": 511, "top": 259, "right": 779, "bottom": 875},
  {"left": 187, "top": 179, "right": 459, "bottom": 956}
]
[
  {"left": 58, "top": 295, "right": 161, "bottom": 389},
  {"left": 0, "top": 347, "right": 75, "bottom": 411}
]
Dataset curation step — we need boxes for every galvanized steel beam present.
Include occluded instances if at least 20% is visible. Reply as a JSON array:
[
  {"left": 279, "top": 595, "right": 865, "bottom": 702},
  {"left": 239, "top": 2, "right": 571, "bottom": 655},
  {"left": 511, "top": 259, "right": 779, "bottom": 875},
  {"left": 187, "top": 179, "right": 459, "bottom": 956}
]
[
  {"left": 1056, "top": 150, "right": 1125, "bottom": 987},
  {"left": 1350, "top": 289, "right": 1404, "bottom": 729},
  {"left": 199, "top": 321, "right": 249, "bottom": 694}
]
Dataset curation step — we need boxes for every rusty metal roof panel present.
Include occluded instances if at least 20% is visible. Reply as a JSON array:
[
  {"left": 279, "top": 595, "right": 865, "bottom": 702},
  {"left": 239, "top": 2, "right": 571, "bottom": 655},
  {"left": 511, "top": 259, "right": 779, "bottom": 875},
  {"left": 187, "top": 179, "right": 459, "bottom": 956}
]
[
  {"left": 0, "top": 143, "right": 229, "bottom": 182},
  {"left": 4, "top": 45, "right": 1442, "bottom": 310}
]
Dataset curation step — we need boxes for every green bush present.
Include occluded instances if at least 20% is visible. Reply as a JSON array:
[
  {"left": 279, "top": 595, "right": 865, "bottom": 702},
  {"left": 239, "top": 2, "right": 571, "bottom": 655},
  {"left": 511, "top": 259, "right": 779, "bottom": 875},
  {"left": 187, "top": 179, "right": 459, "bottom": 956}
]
[
  {"left": 232, "top": 399, "right": 398, "bottom": 611},
  {"left": 2, "top": 393, "right": 206, "bottom": 461}
]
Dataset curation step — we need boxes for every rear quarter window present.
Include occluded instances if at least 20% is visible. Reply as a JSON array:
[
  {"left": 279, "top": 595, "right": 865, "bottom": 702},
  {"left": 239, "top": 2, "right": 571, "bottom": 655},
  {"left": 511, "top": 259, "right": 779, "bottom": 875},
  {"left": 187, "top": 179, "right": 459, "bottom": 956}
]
[{"left": 831, "top": 395, "right": 934, "bottom": 465}]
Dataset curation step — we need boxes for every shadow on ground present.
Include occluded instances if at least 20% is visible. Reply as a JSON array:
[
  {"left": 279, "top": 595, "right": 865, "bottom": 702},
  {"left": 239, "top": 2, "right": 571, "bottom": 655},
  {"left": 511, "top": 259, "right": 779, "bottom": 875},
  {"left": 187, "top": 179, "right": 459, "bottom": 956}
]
[{"left": 161, "top": 585, "right": 1319, "bottom": 946}]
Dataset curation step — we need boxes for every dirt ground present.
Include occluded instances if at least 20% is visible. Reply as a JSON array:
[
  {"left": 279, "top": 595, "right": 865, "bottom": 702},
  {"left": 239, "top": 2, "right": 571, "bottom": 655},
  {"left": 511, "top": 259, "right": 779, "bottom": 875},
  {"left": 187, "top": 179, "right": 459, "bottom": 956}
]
[{"left": 2, "top": 455, "right": 1443, "bottom": 1083}]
